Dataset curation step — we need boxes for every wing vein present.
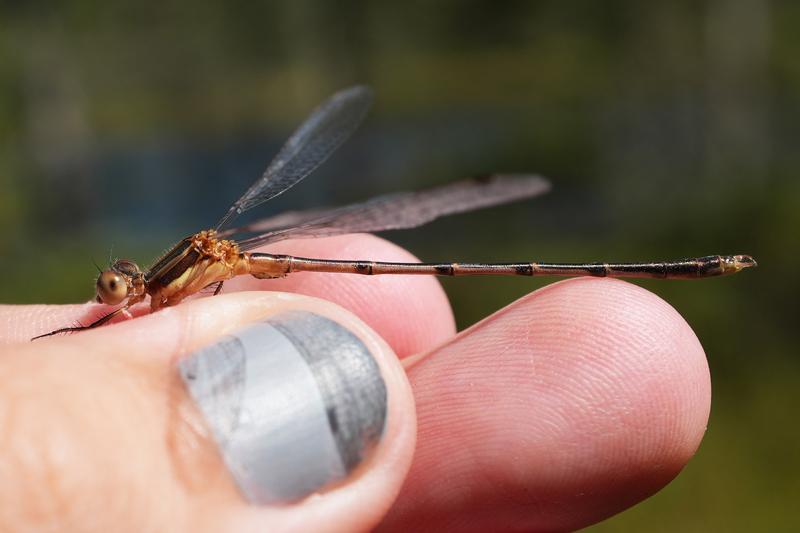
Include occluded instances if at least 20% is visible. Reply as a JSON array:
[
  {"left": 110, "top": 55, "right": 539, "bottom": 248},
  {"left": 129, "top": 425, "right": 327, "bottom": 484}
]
[
  {"left": 215, "top": 85, "right": 373, "bottom": 230},
  {"left": 232, "top": 174, "right": 550, "bottom": 251}
]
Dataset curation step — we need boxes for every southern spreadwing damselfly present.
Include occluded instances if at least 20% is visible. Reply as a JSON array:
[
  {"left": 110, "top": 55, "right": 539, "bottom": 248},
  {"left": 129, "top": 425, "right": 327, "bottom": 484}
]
[{"left": 33, "top": 86, "right": 756, "bottom": 340}]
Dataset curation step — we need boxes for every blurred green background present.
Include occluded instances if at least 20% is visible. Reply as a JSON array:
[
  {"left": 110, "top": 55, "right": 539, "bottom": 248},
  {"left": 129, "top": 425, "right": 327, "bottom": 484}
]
[{"left": 0, "top": 1, "right": 796, "bottom": 530}]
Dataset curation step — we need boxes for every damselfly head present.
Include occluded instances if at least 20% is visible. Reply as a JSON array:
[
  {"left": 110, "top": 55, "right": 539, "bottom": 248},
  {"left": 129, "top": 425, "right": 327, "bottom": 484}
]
[{"left": 95, "top": 260, "right": 141, "bottom": 305}]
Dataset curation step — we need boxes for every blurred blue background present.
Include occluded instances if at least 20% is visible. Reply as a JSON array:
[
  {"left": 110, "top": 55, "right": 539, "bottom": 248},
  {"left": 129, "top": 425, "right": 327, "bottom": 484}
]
[{"left": 0, "top": 1, "right": 796, "bottom": 530}]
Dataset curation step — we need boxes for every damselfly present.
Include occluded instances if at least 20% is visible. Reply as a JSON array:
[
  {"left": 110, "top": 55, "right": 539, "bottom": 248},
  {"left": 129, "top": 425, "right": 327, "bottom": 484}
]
[{"left": 34, "top": 86, "right": 756, "bottom": 340}]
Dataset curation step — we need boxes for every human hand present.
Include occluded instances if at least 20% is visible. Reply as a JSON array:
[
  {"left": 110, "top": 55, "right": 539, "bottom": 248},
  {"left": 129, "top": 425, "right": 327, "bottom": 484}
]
[{"left": 0, "top": 234, "right": 710, "bottom": 532}]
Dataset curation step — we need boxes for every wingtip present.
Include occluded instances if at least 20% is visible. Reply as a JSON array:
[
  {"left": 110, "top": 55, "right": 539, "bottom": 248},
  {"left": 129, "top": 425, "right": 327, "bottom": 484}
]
[
  {"left": 336, "top": 85, "right": 374, "bottom": 103},
  {"left": 485, "top": 173, "right": 552, "bottom": 191}
]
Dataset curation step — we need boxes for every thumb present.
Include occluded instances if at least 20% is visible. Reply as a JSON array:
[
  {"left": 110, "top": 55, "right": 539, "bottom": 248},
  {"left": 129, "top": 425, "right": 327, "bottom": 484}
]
[{"left": 0, "top": 292, "right": 416, "bottom": 533}]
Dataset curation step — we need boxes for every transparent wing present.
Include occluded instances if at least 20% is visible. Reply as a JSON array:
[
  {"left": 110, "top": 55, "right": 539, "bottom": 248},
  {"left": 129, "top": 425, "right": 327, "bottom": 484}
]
[
  {"left": 215, "top": 85, "right": 373, "bottom": 230},
  {"left": 234, "top": 174, "right": 551, "bottom": 251},
  {"left": 218, "top": 207, "right": 332, "bottom": 238}
]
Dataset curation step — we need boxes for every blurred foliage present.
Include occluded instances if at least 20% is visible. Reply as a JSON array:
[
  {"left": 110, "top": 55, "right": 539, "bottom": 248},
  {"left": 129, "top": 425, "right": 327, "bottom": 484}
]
[{"left": 0, "top": 0, "right": 797, "bottom": 530}]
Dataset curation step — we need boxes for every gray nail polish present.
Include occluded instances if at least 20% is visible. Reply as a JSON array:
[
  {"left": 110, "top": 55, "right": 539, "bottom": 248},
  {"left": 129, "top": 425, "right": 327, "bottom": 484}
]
[{"left": 179, "top": 311, "right": 387, "bottom": 504}]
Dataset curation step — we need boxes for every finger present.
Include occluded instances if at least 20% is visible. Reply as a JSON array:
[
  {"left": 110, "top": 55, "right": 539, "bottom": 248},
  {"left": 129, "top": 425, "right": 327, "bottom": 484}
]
[
  {"left": 378, "top": 278, "right": 711, "bottom": 532},
  {"left": 3, "top": 234, "right": 456, "bottom": 357},
  {"left": 0, "top": 292, "right": 416, "bottom": 533}
]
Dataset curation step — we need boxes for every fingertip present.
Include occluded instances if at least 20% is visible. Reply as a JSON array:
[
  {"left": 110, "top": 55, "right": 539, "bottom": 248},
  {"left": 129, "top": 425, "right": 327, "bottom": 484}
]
[
  {"left": 2, "top": 293, "right": 416, "bottom": 532},
  {"left": 530, "top": 278, "right": 711, "bottom": 467},
  {"left": 480, "top": 277, "right": 711, "bottom": 495},
  {"left": 169, "top": 293, "right": 417, "bottom": 532},
  {"left": 385, "top": 278, "right": 711, "bottom": 531}
]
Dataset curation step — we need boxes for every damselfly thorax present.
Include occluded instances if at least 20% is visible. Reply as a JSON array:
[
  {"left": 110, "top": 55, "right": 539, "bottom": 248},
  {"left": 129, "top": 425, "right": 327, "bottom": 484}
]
[{"left": 34, "top": 86, "right": 756, "bottom": 340}]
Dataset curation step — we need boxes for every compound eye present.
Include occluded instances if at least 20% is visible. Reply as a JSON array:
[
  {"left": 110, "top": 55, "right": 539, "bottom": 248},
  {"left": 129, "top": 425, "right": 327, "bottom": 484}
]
[{"left": 96, "top": 271, "right": 128, "bottom": 305}]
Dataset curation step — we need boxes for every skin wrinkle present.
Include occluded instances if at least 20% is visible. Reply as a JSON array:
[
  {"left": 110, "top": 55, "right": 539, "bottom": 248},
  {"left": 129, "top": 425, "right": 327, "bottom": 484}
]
[
  {"left": 564, "top": 286, "right": 696, "bottom": 470},
  {"left": 0, "top": 346, "right": 177, "bottom": 532},
  {"left": 532, "top": 280, "right": 704, "bottom": 462},
  {"left": 617, "top": 297, "right": 707, "bottom": 455}
]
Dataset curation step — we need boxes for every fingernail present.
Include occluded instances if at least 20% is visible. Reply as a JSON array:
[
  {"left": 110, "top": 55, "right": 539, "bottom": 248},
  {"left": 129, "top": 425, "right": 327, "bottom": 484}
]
[{"left": 178, "top": 310, "right": 387, "bottom": 504}]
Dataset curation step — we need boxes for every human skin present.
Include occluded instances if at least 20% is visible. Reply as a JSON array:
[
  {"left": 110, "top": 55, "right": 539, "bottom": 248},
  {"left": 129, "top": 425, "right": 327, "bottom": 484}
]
[{"left": 0, "top": 233, "right": 711, "bottom": 532}]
